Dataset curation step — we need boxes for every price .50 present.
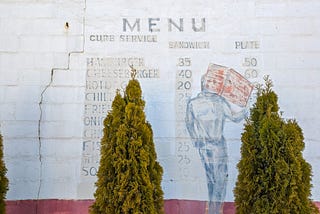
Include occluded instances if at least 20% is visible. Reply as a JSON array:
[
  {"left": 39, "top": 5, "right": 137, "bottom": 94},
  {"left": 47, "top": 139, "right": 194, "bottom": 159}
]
[{"left": 243, "top": 57, "right": 259, "bottom": 79}]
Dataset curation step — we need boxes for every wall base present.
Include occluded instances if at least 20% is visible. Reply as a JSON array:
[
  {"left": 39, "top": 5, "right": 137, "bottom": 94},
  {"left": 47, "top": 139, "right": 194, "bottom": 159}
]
[{"left": 6, "top": 199, "right": 320, "bottom": 214}]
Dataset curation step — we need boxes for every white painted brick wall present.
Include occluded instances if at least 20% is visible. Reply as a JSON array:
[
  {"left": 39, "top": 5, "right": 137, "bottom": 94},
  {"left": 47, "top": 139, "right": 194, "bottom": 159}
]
[
  {"left": 0, "top": 0, "right": 320, "bottom": 203},
  {"left": 0, "top": 0, "right": 85, "bottom": 200}
]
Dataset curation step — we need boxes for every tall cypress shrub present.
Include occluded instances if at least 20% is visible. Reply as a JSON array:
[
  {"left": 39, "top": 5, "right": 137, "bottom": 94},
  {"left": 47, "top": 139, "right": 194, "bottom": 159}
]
[
  {"left": 234, "top": 76, "right": 319, "bottom": 214},
  {"left": 0, "top": 133, "right": 8, "bottom": 214},
  {"left": 90, "top": 70, "right": 164, "bottom": 214}
]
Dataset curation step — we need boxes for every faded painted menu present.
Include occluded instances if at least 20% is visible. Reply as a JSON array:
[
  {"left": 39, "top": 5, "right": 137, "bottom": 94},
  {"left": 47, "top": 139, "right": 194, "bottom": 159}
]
[
  {"left": 78, "top": 57, "right": 160, "bottom": 196},
  {"left": 78, "top": 11, "right": 262, "bottom": 200}
]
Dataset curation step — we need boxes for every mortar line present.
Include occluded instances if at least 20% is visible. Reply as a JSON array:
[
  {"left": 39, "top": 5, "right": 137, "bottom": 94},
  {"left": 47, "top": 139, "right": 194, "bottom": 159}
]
[{"left": 36, "top": 0, "right": 87, "bottom": 213}]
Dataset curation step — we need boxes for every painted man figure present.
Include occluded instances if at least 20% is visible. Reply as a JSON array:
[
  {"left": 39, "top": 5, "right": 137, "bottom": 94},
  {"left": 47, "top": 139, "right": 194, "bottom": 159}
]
[{"left": 186, "top": 64, "right": 252, "bottom": 214}]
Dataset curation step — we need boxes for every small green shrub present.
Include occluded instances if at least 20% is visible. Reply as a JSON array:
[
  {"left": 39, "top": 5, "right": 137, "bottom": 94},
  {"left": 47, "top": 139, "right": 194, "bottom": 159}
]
[
  {"left": 234, "top": 76, "right": 319, "bottom": 214},
  {"left": 0, "top": 133, "right": 8, "bottom": 214},
  {"left": 90, "top": 74, "right": 164, "bottom": 214}
]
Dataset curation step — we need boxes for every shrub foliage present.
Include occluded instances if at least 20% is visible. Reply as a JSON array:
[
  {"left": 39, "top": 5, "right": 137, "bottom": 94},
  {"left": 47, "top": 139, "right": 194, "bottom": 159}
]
[
  {"left": 90, "top": 74, "right": 164, "bottom": 214},
  {"left": 234, "top": 76, "right": 319, "bottom": 214},
  {"left": 0, "top": 134, "right": 8, "bottom": 214}
]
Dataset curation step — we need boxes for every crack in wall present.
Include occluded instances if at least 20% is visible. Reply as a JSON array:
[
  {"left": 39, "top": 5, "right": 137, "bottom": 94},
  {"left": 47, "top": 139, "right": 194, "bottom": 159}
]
[{"left": 36, "top": 0, "right": 87, "bottom": 213}]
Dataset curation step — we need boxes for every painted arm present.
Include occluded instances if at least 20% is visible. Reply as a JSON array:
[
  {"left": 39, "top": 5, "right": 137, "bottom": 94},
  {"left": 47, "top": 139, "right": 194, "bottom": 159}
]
[
  {"left": 223, "top": 99, "right": 248, "bottom": 123},
  {"left": 185, "top": 100, "right": 197, "bottom": 140}
]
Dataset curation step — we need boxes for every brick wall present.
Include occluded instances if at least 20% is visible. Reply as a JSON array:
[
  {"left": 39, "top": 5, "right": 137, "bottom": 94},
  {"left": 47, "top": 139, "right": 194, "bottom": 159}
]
[{"left": 0, "top": 0, "right": 319, "bottom": 212}]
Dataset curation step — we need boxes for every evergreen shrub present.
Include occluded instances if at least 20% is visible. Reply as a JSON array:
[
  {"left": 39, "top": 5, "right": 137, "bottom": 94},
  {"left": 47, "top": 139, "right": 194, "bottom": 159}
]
[
  {"left": 234, "top": 76, "right": 319, "bottom": 214},
  {"left": 90, "top": 71, "right": 164, "bottom": 214},
  {"left": 0, "top": 134, "right": 8, "bottom": 214}
]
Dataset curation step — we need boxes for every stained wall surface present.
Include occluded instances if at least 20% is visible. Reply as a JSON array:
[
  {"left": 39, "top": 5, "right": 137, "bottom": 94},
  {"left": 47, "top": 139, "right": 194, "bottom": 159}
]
[{"left": 0, "top": 0, "right": 319, "bottom": 211}]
